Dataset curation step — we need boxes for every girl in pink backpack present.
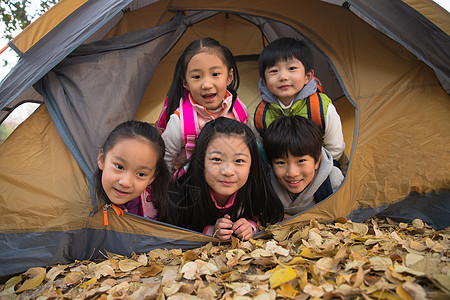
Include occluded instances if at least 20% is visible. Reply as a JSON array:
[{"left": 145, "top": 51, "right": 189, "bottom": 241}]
[{"left": 155, "top": 37, "right": 249, "bottom": 171}]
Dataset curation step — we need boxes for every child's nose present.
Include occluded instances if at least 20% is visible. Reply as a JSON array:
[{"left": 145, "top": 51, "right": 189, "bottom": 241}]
[
  {"left": 279, "top": 70, "right": 288, "bottom": 81},
  {"left": 119, "top": 172, "right": 133, "bottom": 187},
  {"left": 201, "top": 78, "right": 213, "bottom": 89},
  {"left": 286, "top": 164, "right": 299, "bottom": 177},
  {"left": 221, "top": 162, "right": 234, "bottom": 176}
]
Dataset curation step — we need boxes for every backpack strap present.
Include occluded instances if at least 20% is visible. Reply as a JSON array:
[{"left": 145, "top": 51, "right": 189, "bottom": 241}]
[
  {"left": 314, "top": 76, "right": 324, "bottom": 93},
  {"left": 254, "top": 101, "right": 269, "bottom": 136},
  {"left": 233, "top": 98, "right": 249, "bottom": 124},
  {"left": 180, "top": 91, "right": 197, "bottom": 159},
  {"left": 313, "top": 176, "right": 333, "bottom": 203},
  {"left": 306, "top": 92, "right": 325, "bottom": 134},
  {"left": 155, "top": 97, "right": 169, "bottom": 134}
]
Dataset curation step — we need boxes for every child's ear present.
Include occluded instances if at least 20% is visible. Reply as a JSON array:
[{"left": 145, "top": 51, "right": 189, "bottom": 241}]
[
  {"left": 227, "top": 68, "right": 234, "bottom": 86},
  {"left": 97, "top": 149, "right": 104, "bottom": 170},
  {"left": 182, "top": 79, "right": 189, "bottom": 91},
  {"left": 305, "top": 69, "right": 315, "bottom": 85},
  {"left": 315, "top": 152, "right": 321, "bottom": 170}
]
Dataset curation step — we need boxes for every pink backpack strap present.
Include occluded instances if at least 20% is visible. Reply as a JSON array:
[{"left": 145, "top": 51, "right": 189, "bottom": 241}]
[
  {"left": 233, "top": 98, "right": 249, "bottom": 124},
  {"left": 180, "top": 90, "right": 197, "bottom": 159},
  {"left": 155, "top": 97, "right": 169, "bottom": 134}
]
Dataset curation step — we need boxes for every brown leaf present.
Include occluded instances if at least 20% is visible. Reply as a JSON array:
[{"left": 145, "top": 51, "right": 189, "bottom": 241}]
[
  {"left": 118, "top": 258, "right": 144, "bottom": 272},
  {"left": 16, "top": 267, "right": 46, "bottom": 293},
  {"left": 62, "top": 271, "right": 83, "bottom": 286}
]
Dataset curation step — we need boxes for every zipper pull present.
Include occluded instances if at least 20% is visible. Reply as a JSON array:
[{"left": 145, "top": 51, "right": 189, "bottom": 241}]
[
  {"left": 111, "top": 204, "right": 124, "bottom": 216},
  {"left": 103, "top": 204, "right": 111, "bottom": 226}
]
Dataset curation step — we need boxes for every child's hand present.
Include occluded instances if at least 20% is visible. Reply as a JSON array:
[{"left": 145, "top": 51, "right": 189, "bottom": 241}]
[
  {"left": 232, "top": 218, "right": 254, "bottom": 241},
  {"left": 214, "top": 214, "right": 233, "bottom": 240}
]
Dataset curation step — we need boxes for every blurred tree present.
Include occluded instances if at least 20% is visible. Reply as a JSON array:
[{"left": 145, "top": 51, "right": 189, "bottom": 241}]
[{"left": 1, "top": 0, "right": 58, "bottom": 42}]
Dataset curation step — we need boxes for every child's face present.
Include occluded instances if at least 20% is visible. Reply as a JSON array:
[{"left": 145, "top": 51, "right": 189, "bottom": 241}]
[
  {"left": 204, "top": 134, "right": 251, "bottom": 206},
  {"left": 183, "top": 51, "right": 233, "bottom": 111},
  {"left": 263, "top": 57, "right": 313, "bottom": 106},
  {"left": 272, "top": 152, "right": 320, "bottom": 197},
  {"left": 97, "top": 138, "right": 158, "bottom": 205}
]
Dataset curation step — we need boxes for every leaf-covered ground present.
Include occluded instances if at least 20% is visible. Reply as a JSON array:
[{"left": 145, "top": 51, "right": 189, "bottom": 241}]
[{"left": 1, "top": 218, "right": 449, "bottom": 299}]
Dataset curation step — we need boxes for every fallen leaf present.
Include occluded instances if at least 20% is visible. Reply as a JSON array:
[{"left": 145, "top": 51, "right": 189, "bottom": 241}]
[
  {"left": 277, "top": 282, "right": 298, "bottom": 298},
  {"left": 411, "top": 219, "right": 424, "bottom": 230},
  {"left": 119, "top": 258, "right": 144, "bottom": 272},
  {"left": 95, "top": 264, "right": 115, "bottom": 279},
  {"left": 269, "top": 267, "right": 296, "bottom": 288},
  {"left": 181, "top": 261, "right": 197, "bottom": 280},
  {"left": 303, "top": 283, "right": 324, "bottom": 298},
  {"left": 62, "top": 271, "right": 83, "bottom": 286},
  {"left": 405, "top": 253, "right": 424, "bottom": 267}
]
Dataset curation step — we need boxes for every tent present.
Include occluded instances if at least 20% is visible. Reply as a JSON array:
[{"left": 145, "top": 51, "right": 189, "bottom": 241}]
[{"left": 0, "top": 0, "right": 449, "bottom": 277}]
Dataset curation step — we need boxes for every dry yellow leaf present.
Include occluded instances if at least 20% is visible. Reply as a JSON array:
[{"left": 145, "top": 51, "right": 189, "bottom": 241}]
[
  {"left": 406, "top": 240, "right": 427, "bottom": 252},
  {"left": 181, "top": 261, "right": 197, "bottom": 280},
  {"left": 79, "top": 276, "right": 97, "bottom": 288},
  {"left": 265, "top": 241, "right": 290, "bottom": 256},
  {"left": 299, "top": 248, "right": 323, "bottom": 259},
  {"left": 250, "top": 248, "right": 271, "bottom": 258},
  {"left": 269, "top": 267, "right": 296, "bottom": 288},
  {"left": 370, "top": 290, "right": 402, "bottom": 300},
  {"left": 277, "top": 282, "right": 298, "bottom": 298},
  {"left": 405, "top": 253, "right": 424, "bottom": 267},
  {"left": 393, "top": 263, "right": 425, "bottom": 276},
  {"left": 62, "top": 271, "right": 83, "bottom": 286},
  {"left": 95, "top": 264, "right": 115, "bottom": 279},
  {"left": 15, "top": 267, "right": 46, "bottom": 293},
  {"left": 303, "top": 283, "right": 324, "bottom": 298},
  {"left": 411, "top": 219, "right": 424, "bottom": 230},
  {"left": 119, "top": 258, "right": 144, "bottom": 272},
  {"left": 398, "top": 282, "right": 427, "bottom": 300},
  {"left": 308, "top": 230, "right": 323, "bottom": 247},
  {"left": 46, "top": 264, "right": 67, "bottom": 282},
  {"left": 368, "top": 256, "right": 392, "bottom": 271}
]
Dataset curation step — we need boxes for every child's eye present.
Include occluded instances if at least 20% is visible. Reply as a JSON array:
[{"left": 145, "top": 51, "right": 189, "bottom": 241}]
[
  {"left": 289, "top": 66, "right": 297, "bottom": 71},
  {"left": 274, "top": 161, "right": 285, "bottom": 166},
  {"left": 192, "top": 75, "right": 201, "bottom": 80},
  {"left": 235, "top": 158, "right": 245, "bottom": 164},
  {"left": 212, "top": 157, "right": 222, "bottom": 162},
  {"left": 114, "top": 164, "right": 124, "bottom": 170},
  {"left": 212, "top": 72, "right": 220, "bottom": 77},
  {"left": 268, "top": 69, "right": 278, "bottom": 74},
  {"left": 297, "top": 159, "right": 306, "bottom": 163},
  {"left": 137, "top": 172, "right": 147, "bottom": 178}
]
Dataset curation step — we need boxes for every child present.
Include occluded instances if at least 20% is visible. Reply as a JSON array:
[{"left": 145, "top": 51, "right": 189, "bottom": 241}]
[
  {"left": 94, "top": 120, "right": 171, "bottom": 220},
  {"left": 164, "top": 117, "right": 284, "bottom": 240},
  {"left": 263, "top": 115, "right": 344, "bottom": 218},
  {"left": 254, "top": 37, "right": 345, "bottom": 162},
  {"left": 156, "top": 37, "right": 249, "bottom": 171}
]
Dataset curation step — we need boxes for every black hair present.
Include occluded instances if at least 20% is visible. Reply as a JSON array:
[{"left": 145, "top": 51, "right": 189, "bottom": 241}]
[
  {"left": 263, "top": 115, "right": 322, "bottom": 163},
  {"left": 164, "top": 37, "right": 240, "bottom": 124},
  {"left": 163, "top": 117, "right": 284, "bottom": 232},
  {"left": 94, "top": 120, "right": 170, "bottom": 214},
  {"left": 259, "top": 37, "right": 313, "bottom": 81}
]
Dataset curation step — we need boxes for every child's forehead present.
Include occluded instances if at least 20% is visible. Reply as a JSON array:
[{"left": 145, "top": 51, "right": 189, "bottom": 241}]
[
  {"left": 279, "top": 151, "right": 314, "bottom": 159},
  {"left": 271, "top": 56, "right": 303, "bottom": 66}
]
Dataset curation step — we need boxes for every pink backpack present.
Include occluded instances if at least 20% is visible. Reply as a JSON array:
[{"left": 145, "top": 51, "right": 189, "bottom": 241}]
[{"left": 155, "top": 89, "right": 248, "bottom": 158}]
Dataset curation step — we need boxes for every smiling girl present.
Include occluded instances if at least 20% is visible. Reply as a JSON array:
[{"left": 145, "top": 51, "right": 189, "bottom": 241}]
[
  {"left": 164, "top": 118, "right": 284, "bottom": 240},
  {"left": 155, "top": 37, "right": 249, "bottom": 171},
  {"left": 94, "top": 121, "right": 170, "bottom": 220}
]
